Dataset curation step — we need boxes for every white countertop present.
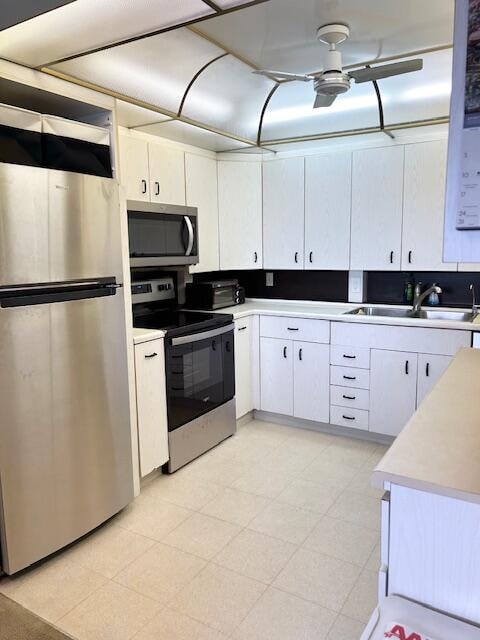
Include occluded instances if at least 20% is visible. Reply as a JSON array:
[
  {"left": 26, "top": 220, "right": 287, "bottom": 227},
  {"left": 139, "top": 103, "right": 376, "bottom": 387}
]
[
  {"left": 372, "top": 348, "right": 480, "bottom": 504},
  {"left": 132, "top": 327, "right": 165, "bottom": 345},
  {"left": 217, "top": 298, "right": 480, "bottom": 332}
]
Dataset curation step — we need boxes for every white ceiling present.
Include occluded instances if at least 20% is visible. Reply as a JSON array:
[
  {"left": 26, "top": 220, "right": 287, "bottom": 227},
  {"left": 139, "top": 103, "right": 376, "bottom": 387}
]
[{"left": 0, "top": 0, "right": 455, "bottom": 151}]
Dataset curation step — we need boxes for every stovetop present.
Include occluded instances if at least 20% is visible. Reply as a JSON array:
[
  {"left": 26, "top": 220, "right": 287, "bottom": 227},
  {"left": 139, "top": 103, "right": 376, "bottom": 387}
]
[{"left": 133, "top": 309, "right": 234, "bottom": 338}]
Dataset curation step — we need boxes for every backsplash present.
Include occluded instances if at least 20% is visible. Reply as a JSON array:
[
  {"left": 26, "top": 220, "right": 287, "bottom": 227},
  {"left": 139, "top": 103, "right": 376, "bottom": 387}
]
[
  {"left": 192, "top": 270, "right": 349, "bottom": 303},
  {"left": 193, "top": 269, "right": 480, "bottom": 308},
  {"left": 366, "top": 272, "right": 480, "bottom": 307}
]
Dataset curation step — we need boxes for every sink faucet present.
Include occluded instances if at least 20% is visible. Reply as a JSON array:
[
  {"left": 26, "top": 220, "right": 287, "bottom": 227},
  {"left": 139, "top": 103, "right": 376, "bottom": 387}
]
[
  {"left": 412, "top": 283, "right": 443, "bottom": 314},
  {"left": 470, "top": 284, "right": 479, "bottom": 319}
]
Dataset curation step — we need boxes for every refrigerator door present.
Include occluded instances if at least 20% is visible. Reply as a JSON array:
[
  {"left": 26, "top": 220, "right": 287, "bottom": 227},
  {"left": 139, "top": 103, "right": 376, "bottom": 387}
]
[
  {"left": 48, "top": 170, "right": 123, "bottom": 283},
  {"left": 0, "top": 285, "right": 133, "bottom": 574},
  {"left": 0, "top": 163, "right": 50, "bottom": 286}
]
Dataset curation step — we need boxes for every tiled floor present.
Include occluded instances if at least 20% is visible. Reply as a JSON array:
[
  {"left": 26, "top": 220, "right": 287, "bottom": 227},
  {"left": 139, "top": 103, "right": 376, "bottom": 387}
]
[{"left": 0, "top": 419, "right": 388, "bottom": 640}]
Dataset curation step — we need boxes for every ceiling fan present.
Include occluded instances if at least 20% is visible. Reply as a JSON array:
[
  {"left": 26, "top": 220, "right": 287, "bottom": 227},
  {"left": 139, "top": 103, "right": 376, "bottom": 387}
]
[{"left": 254, "top": 24, "right": 423, "bottom": 108}]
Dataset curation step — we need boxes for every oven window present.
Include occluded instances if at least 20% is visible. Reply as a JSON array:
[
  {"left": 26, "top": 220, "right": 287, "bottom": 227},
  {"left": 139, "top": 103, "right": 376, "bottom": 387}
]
[
  {"left": 166, "top": 331, "right": 234, "bottom": 431},
  {"left": 213, "top": 287, "right": 235, "bottom": 308}
]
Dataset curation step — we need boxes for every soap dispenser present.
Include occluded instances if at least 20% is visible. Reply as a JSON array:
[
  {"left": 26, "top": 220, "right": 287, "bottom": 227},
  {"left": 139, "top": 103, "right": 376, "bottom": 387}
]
[{"left": 427, "top": 283, "right": 440, "bottom": 306}]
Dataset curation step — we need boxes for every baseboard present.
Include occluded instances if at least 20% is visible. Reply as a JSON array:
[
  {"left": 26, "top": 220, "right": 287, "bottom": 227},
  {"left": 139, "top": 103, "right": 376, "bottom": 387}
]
[
  {"left": 236, "top": 411, "right": 255, "bottom": 428},
  {"left": 253, "top": 410, "right": 394, "bottom": 446}
]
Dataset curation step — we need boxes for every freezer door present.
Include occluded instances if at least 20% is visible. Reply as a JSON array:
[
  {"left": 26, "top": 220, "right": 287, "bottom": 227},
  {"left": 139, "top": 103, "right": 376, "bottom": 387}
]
[
  {"left": 48, "top": 171, "right": 123, "bottom": 283},
  {"left": 0, "top": 288, "right": 133, "bottom": 574},
  {"left": 0, "top": 164, "right": 49, "bottom": 285}
]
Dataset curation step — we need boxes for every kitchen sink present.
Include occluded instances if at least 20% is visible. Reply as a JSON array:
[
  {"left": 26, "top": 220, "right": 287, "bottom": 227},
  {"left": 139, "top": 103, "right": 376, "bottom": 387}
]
[
  {"left": 415, "top": 310, "right": 476, "bottom": 322},
  {"left": 345, "top": 306, "right": 476, "bottom": 322},
  {"left": 345, "top": 306, "right": 416, "bottom": 318}
]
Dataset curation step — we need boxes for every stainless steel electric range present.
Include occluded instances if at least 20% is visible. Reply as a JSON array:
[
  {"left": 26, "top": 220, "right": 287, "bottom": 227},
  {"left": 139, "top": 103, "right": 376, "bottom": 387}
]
[{"left": 132, "top": 276, "right": 236, "bottom": 472}]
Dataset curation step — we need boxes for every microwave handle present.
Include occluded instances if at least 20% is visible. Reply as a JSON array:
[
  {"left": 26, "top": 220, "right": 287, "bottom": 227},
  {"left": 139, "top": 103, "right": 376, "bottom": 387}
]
[{"left": 184, "top": 216, "right": 194, "bottom": 256}]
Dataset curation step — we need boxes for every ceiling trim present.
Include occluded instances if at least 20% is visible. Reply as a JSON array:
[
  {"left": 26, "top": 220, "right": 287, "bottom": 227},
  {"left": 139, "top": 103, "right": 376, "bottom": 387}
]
[
  {"left": 37, "top": 0, "right": 271, "bottom": 69},
  {"left": 201, "top": 0, "right": 222, "bottom": 11},
  {"left": 40, "top": 66, "right": 259, "bottom": 146},
  {"left": 177, "top": 52, "right": 229, "bottom": 116},
  {"left": 257, "top": 83, "right": 280, "bottom": 145},
  {"left": 261, "top": 116, "right": 449, "bottom": 146},
  {"left": 187, "top": 25, "right": 260, "bottom": 70},
  {"left": 0, "top": 0, "right": 77, "bottom": 34}
]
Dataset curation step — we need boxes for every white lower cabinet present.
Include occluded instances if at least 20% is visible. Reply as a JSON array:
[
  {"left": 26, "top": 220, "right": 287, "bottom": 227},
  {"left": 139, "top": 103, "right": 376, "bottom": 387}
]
[
  {"left": 134, "top": 339, "right": 169, "bottom": 477},
  {"left": 417, "top": 353, "right": 452, "bottom": 406},
  {"left": 370, "top": 349, "right": 418, "bottom": 437},
  {"left": 293, "top": 341, "right": 330, "bottom": 422},
  {"left": 234, "top": 317, "right": 254, "bottom": 418},
  {"left": 260, "top": 337, "right": 293, "bottom": 415}
]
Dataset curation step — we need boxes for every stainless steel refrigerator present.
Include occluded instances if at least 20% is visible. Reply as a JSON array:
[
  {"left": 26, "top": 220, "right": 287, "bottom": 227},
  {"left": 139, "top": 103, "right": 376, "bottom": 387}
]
[{"left": 0, "top": 164, "right": 134, "bottom": 574}]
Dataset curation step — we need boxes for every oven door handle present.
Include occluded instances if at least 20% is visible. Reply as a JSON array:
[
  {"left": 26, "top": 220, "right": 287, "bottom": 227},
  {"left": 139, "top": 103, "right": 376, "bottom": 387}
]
[
  {"left": 184, "top": 216, "right": 194, "bottom": 257},
  {"left": 171, "top": 323, "right": 234, "bottom": 346}
]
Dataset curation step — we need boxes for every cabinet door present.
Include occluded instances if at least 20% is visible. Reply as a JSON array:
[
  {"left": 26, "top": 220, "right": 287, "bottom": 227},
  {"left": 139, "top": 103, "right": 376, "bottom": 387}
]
[
  {"left": 260, "top": 337, "right": 293, "bottom": 415},
  {"left": 134, "top": 340, "right": 169, "bottom": 477},
  {"left": 305, "top": 152, "right": 352, "bottom": 269},
  {"left": 351, "top": 146, "right": 404, "bottom": 270},
  {"left": 370, "top": 349, "right": 418, "bottom": 436},
  {"left": 417, "top": 353, "right": 452, "bottom": 406},
  {"left": 294, "top": 341, "right": 330, "bottom": 423},
  {"left": 263, "top": 157, "right": 305, "bottom": 269},
  {"left": 234, "top": 318, "right": 253, "bottom": 418},
  {"left": 218, "top": 161, "right": 262, "bottom": 270},
  {"left": 119, "top": 134, "right": 150, "bottom": 202},
  {"left": 402, "top": 141, "right": 455, "bottom": 271},
  {"left": 148, "top": 142, "right": 186, "bottom": 205},
  {"left": 186, "top": 154, "right": 219, "bottom": 273}
]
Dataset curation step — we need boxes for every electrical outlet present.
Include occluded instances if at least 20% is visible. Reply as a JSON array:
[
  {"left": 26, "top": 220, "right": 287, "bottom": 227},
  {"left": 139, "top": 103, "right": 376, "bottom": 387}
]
[{"left": 266, "top": 272, "right": 274, "bottom": 287}]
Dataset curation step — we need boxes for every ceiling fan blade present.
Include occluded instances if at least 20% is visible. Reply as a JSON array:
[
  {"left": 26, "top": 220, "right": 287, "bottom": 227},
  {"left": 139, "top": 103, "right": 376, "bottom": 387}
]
[
  {"left": 313, "top": 93, "right": 337, "bottom": 108},
  {"left": 253, "top": 69, "right": 312, "bottom": 83},
  {"left": 348, "top": 59, "right": 423, "bottom": 84}
]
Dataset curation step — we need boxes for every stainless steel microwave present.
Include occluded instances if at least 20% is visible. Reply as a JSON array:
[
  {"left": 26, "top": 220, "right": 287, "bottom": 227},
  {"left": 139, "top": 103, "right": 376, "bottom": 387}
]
[{"left": 127, "top": 201, "right": 198, "bottom": 267}]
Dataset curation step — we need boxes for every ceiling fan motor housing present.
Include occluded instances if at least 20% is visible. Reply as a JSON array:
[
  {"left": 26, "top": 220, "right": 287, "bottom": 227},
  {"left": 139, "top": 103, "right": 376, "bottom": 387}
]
[{"left": 315, "top": 72, "right": 351, "bottom": 96}]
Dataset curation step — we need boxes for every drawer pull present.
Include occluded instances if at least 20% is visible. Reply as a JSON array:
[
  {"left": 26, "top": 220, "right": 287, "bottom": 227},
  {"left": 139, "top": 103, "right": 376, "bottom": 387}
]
[
  {"left": 343, "top": 354, "right": 356, "bottom": 359},
  {"left": 141, "top": 179, "right": 147, "bottom": 194},
  {"left": 343, "top": 375, "right": 356, "bottom": 380},
  {"left": 342, "top": 394, "right": 356, "bottom": 400},
  {"left": 238, "top": 326, "right": 247, "bottom": 331},
  {"left": 154, "top": 181, "right": 160, "bottom": 196},
  {"left": 342, "top": 414, "right": 356, "bottom": 421},
  {"left": 145, "top": 352, "right": 158, "bottom": 359},
  {"left": 287, "top": 327, "right": 299, "bottom": 331}
]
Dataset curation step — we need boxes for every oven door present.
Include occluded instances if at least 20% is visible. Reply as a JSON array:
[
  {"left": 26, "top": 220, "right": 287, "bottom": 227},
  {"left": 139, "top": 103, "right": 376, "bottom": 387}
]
[
  {"left": 165, "top": 324, "right": 235, "bottom": 431},
  {"left": 128, "top": 208, "right": 198, "bottom": 266}
]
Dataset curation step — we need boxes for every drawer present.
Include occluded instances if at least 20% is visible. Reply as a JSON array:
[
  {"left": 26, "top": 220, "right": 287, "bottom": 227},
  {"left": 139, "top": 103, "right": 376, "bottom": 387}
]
[
  {"left": 260, "top": 315, "right": 330, "bottom": 343},
  {"left": 330, "top": 365, "right": 370, "bottom": 389},
  {"left": 330, "top": 345, "right": 370, "bottom": 369},
  {"left": 330, "top": 405, "right": 369, "bottom": 430},
  {"left": 330, "top": 385, "right": 369, "bottom": 410}
]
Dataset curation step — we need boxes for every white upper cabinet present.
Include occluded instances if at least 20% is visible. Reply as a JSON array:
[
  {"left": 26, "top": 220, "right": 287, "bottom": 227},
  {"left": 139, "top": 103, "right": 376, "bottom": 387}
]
[
  {"left": 305, "top": 152, "right": 352, "bottom": 270},
  {"left": 218, "top": 160, "right": 262, "bottom": 270},
  {"left": 351, "top": 146, "right": 405, "bottom": 270},
  {"left": 119, "top": 134, "right": 150, "bottom": 202},
  {"left": 186, "top": 154, "right": 219, "bottom": 274},
  {"left": 263, "top": 157, "right": 305, "bottom": 269},
  {"left": 402, "top": 140, "right": 455, "bottom": 271},
  {"left": 148, "top": 142, "right": 185, "bottom": 205}
]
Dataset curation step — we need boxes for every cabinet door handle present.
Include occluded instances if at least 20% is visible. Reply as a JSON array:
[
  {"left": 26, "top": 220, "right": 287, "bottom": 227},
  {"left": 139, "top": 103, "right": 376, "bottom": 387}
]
[
  {"left": 238, "top": 326, "right": 247, "bottom": 331},
  {"left": 294, "top": 251, "right": 299, "bottom": 263},
  {"left": 254, "top": 251, "right": 258, "bottom": 263},
  {"left": 287, "top": 327, "right": 299, "bottom": 331},
  {"left": 283, "top": 346, "right": 287, "bottom": 359},
  {"left": 342, "top": 394, "right": 356, "bottom": 400},
  {"left": 343, "top": 375, "right": 356, "bottom": 380},
  {"left": 426, "top": 362, "right": 430, "bottom": 377},
  {"left": 298, "top": 348, "right": 303, "bottom": 361},
  {"left": 405, "top": 360, "right": 409, "bottom": 375},
  {"left": 145, "top": 352, "right": 158, "bottom": 359},
  {"left": 343, "top": 354, "right": 356, "bottom": 359},
  {"left": 390, "top": 250, "right": 394, "bottom": 264},
  {"left": 342, "top": 414, "right": 356, "bottom": 421},
  {"left": 141, "top": 179, "right": 147, "bottom": 194},
  {"left": 309, "top": 251, "right": 313, "bottom": 263},
  {"left": 408, "top": 250, "right": 412, "bottom": 264},
  {"left": 154, "top": 181, "right": 160, "bottom": 196}
]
